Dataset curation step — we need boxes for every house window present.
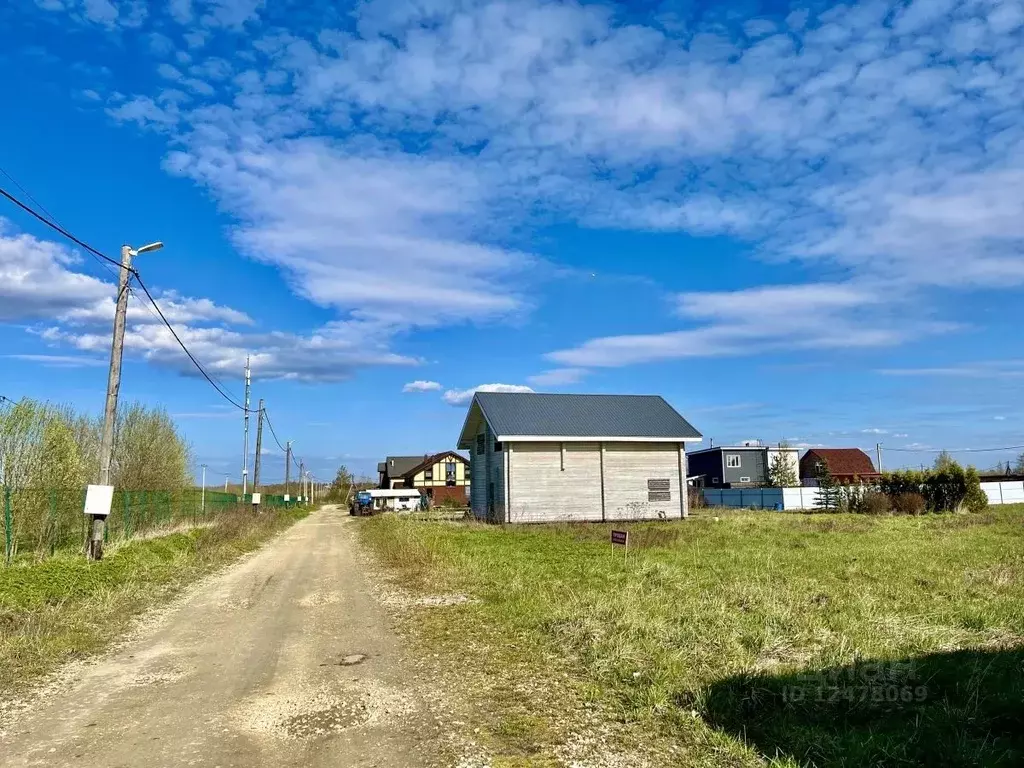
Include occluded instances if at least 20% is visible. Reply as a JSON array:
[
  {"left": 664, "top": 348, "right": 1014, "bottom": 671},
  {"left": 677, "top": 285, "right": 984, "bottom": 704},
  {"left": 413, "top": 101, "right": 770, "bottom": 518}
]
[
  {"left": 424, "top": 468, "right": 433, "bottom": 481},
  {"left": 494, "top": 441, "right": 503, "bottom": 452},
  {"left": 726, "top": 454, "right": 742, "bottom": 468},
  {"left": 445, "top": 462, "right": 457, "bottom": 486},
  {"left": 476, "top": 434, "right": 485, "bottom": 455}
]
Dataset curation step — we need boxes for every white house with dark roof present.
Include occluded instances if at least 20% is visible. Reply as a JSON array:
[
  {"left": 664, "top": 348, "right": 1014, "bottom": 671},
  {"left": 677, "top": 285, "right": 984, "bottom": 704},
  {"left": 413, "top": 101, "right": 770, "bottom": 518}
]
[{"left": 456, "top": 392, "right": 703, "bottom": 523}]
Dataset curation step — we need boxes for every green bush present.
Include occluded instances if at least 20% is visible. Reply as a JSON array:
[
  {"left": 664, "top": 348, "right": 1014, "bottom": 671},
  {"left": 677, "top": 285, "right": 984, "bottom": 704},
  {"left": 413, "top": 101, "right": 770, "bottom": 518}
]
[{"left": 879, "top": 463, "right": 988, "bottom": 513}]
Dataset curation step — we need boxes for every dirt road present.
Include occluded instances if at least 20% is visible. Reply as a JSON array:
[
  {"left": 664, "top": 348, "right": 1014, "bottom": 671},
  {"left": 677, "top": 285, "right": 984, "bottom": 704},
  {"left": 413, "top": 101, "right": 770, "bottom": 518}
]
[{"left": 1, "top": 506, "right": 444, "bottom": 767}]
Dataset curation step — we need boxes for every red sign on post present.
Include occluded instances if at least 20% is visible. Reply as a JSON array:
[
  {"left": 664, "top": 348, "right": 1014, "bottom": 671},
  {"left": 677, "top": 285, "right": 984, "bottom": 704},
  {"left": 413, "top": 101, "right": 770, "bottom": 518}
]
[{"left": 611, "top": 530, "right": 629, "bottom": 547}]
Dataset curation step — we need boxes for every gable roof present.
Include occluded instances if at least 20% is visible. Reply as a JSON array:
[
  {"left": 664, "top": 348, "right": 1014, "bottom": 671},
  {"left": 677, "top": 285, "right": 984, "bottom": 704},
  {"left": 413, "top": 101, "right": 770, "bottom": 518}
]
[
  {"left": 800, "top": 448, "right": 879, "bottom": 477},
  {"left": 402, "top": 451, "right": 468, "bottom": 478},
  {"left": 381, "top": 455, "right": 428, "bottom": 478},
  {"left": 382, "top": 453, "right": 468, "bottom": 479},
  {"left": 458, "top": 392, "right": 701, "bottom": 448}
]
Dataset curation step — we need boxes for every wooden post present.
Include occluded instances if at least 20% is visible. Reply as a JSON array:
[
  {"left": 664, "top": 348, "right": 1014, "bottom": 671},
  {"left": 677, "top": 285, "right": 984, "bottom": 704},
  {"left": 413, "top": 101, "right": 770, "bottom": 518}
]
[{"left": 89, "top": 245, "right": 134, "bottom": 561}]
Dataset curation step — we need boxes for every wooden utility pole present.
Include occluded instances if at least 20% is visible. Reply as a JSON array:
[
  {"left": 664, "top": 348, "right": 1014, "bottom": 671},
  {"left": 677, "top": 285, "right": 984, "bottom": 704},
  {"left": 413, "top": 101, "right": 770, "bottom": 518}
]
[
  {"left": 89, "top": 241, "right": 162, "bottom": 560},
  {"left": 252, "top": 399, "right": 265, "bottom": 494},
  {"left": 89, "top": 245, "right": 134, "bottom": 560},
  {"left": 299, "top": 460, "right": 304, "bottom": 501},
  {"left": 241, "top": 356, "right": 251, "bottom": 495},
  {"left": 285, "top": 441, "right": 292, "bottom": 499}
]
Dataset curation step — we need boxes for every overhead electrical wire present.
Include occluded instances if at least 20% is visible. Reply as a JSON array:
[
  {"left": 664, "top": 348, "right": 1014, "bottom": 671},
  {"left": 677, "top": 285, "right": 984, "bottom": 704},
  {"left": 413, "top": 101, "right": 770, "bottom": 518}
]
[
  {"left": 0, "top": 183, "right": 126, "bottom": 273},
  {"left": 884, "top": 444, "right": 1024, "bottom": 454},
  {"left": 262, "top": 407, "right": 288, "bottom": 453},
  {"left": 0, "top": 182, "right": 246, "bottom": 413},
  {"left": 0, "top": 168, "right": 119, "bottom": 281},
  {"left": 132, "top": 273, "right": 247, "bottom": 412},
  {"left": 126, "top": 284, "right": 244, "bottom": 406},
  {"left": 1, "top": 178, "right": 319, "bottom": 487}
]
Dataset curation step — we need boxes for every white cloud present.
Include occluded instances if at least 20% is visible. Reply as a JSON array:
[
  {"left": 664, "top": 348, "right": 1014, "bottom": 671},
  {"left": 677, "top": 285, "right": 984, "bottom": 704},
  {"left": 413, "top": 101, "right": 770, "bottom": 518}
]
[
  {"left": 861, "top": 428, "right": 888, "bottom": 435},
  {"left": 200, "top": 0, "right": 263, "bottom": 29},
  {"left": 0, "top": 220, "right": 111, "bottom": 321},
  {"left": 73, "top": 0, "right": 1024, "bottom": 373},
  {"left": 43, "top": 317, "right": 417, "bottom": 383},
  {"left": 402, "top": 380, "right": 442, "bottom": 393},
  {"left": 441, "top": 383, "right": 534, "bottom": 406},
  {"left": 82, "top": 0, "right": 118, "bottom": 26},
  {"left": 527, "top": 368, "right": 587, "bottom": 387},
  {"left": 5, "top": 354, "right": 106, "bottom": 368},
  {"left": 548, "top": 282, "right": 948, "bottom": 368},
  {"left": 168, "top": 0, "right": 192, "bottom": 24},
  {"left": 878, "top": 361, "right": 1024, "bottom": 379},
  {"left": 0, "top": 219, "right": 412, "bottom": 383}
]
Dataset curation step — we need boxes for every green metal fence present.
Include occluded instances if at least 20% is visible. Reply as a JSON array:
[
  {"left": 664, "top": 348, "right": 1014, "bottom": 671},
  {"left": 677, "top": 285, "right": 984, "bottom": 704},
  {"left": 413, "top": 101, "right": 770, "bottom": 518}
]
[{"left": 1, "top": 486, "right": 299, "bottom": 564}]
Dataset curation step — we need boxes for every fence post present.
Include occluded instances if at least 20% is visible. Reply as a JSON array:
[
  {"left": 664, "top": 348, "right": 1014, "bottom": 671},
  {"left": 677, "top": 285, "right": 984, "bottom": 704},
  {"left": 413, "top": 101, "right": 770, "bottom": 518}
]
[{"left": 4, "top": 486, "right": 12, "bottom": 565}]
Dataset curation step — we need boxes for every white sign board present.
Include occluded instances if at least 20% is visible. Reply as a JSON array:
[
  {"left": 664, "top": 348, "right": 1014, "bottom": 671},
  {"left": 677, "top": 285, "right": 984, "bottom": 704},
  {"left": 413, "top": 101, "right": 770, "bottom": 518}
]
[
  {"left": 84, "top": 484, "right": 114, "bottom": 517},
  {"left": 283, "top": 494, "right": 290, "bottom": 502},
  {"left": 251, "top": 492, "right": 262, "bottom": 505}
]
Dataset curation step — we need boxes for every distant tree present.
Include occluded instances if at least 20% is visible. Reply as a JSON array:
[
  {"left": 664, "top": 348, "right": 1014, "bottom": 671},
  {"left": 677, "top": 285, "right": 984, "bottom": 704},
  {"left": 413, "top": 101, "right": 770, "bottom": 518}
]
[
  {"left": 327, "top": 465, "right": 354, "bottom": 502},
  {"left": 1015, "top": 453, "right": 1024, "bottom": 476},
  {"left": 933, "top": 450, "right": 958, "bottom": 471},
  {"left": 814, "top": 460, "right": 841, "bottom": 512},
  {"left": 768, "top": 449, "right": 798, "bottom": 487}
]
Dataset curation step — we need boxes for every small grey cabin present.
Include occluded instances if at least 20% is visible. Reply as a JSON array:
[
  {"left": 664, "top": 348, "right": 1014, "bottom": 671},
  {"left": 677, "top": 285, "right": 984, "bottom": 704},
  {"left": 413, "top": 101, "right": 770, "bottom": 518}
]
[{"left": 456, "top": 392, "right": 702, "bottom": 523}]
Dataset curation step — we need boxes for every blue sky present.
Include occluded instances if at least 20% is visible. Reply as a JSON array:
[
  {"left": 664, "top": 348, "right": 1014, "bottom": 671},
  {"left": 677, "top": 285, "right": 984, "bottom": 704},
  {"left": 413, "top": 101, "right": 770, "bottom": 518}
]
[{"left": 1, "top": 0, "right": 1022, "bottom": 481}]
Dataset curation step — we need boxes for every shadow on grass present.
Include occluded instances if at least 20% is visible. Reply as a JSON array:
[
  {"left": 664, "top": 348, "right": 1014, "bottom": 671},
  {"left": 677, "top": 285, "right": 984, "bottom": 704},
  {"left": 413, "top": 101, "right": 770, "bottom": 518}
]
[{"left": 702, "top": 647, "right": 1024, "bottom": 767}]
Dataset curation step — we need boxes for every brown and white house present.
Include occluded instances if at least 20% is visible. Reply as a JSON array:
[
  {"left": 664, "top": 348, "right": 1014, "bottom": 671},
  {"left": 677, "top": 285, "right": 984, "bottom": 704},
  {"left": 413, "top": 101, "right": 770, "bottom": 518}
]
[
  {"left": 457, "top": 392, "right": 703, "bottom": 523},
  {"left": 377, "top": 452, "right": 471, "bottom": 505}
]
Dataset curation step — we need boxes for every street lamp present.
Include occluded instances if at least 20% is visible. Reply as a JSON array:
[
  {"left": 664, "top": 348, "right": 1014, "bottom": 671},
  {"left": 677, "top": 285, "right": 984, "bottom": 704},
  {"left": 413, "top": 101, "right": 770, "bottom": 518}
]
[{"left": 129, "top": 241, "right": 163, "bottom": 257}]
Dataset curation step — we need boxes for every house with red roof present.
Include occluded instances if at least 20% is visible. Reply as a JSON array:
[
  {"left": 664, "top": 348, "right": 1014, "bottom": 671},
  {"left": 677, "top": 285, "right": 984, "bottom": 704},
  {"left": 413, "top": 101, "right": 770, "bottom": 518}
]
[{"left": 799, "top": 448, "right": 881, "bottom": 485}]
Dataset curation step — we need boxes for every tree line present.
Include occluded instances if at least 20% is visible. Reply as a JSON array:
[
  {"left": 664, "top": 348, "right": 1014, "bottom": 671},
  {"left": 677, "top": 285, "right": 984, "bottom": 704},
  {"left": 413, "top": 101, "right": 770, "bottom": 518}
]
[{"left": 0, "top": 398, "right": 192, "bottom": 492}]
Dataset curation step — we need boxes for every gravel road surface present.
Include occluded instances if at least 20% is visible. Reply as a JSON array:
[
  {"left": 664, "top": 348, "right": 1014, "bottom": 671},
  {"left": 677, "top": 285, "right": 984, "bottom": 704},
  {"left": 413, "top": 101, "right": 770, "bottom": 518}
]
[{"left": 1, "top": 506, "right": 443, "bottom": 767}]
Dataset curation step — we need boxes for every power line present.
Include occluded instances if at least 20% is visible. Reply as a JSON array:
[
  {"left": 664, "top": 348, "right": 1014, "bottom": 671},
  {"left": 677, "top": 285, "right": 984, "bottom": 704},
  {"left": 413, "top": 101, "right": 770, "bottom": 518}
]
[
  {"left": 132, "top": 273, "right": 246, "bottom": 411},
  {"left": 127, "top": 284, "right": 243, "bottom": 405},
  {"left": 262, "top": 407, "right": 287, "bottom": 453},
  {"left": 0, "top": 183, "right": 127, "bottom": 272},
  {"left": 884, "top": 444, "right": 1024, "bottom": 454},
  {"left": 0, "top": 168, "right": 118, "bottom": 280}
]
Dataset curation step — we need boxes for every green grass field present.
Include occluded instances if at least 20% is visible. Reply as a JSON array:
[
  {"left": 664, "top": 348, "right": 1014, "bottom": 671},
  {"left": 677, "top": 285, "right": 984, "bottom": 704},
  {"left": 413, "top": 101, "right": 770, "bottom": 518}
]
[
  {"left": 361, "top": 507, "right": 1024, "bottom": 767},
  {"left": 0, "top": 506, "right": 309, "bottom": 697}
]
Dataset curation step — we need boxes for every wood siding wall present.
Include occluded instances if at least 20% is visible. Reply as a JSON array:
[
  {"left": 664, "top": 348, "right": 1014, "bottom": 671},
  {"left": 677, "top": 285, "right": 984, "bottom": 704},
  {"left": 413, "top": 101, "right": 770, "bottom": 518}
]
[
  {"left": 469, "top": 422, "right": 505, "bottom": 522},
  {"left": 508, "top": 442, "right": 603, "bottom": 523},
  {"left": 506, "top": 441, "right": 687, "bottom": 523}
]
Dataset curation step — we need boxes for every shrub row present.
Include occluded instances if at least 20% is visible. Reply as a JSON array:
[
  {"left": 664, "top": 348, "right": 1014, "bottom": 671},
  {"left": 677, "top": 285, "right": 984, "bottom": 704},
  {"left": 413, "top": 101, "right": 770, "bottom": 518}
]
[{"left": 828, "top": 464, "right": 989, "bottom": 515}]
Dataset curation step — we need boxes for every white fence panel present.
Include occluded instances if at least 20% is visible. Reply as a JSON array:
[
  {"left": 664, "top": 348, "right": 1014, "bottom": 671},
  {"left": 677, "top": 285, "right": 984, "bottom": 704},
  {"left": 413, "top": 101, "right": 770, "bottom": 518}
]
[
  {"left": 999, "top": 481, "right": 1024, "bottom": 503},
  {"left": 705, "top": 482, "right": 1023, "bottom": 511},
  {"left": 981, "top": 482, "right": 1002, "bottom": 504}
]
